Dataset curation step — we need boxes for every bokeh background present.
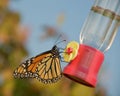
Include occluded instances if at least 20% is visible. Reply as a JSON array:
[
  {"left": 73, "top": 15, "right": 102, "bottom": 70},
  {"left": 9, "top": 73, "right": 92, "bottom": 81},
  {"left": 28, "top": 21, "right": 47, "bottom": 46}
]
[{"left": 0, "top": 0, "right": 120, "bottom": 96}]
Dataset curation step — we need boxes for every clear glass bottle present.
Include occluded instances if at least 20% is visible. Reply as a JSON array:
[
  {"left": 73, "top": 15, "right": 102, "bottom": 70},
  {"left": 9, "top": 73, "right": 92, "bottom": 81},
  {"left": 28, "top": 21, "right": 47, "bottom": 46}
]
[
  {"left": 80, "top": 0, "right": 120, "bottom": 52},
  {"left": 63, "top": 0, "right": 120, "bottom": 87}
]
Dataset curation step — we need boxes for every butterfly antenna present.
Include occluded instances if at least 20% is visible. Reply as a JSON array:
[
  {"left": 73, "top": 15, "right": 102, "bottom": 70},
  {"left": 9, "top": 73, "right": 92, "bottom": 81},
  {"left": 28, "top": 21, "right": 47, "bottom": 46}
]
[
  {"left": 55, "top": 40, "right": 66, "bottom": 45},
  {"left": 54, "top": 34, "right": 62, "bottom": 45}
]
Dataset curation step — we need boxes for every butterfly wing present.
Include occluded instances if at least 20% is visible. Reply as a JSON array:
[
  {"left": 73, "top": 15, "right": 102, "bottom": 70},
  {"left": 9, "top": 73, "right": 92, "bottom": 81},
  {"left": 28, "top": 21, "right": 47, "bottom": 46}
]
[
  {"left": 36, "top": 55, "right": 62, "bottom": 84},
  {"left": 13, "top": 50, "right": 62, "bottom": 84},
  {"left": 13, "top": 51, "right": 51, "bottom": 79}
]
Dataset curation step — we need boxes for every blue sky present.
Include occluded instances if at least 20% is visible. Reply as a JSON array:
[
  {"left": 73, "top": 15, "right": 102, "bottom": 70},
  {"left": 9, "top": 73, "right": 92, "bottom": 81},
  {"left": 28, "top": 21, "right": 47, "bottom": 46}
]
[
  {"left": 9, "top": 0, "right": 93, "bottom": 55},
  {"left": 9, "top": 0, "right": 120, "bottom": 96}
]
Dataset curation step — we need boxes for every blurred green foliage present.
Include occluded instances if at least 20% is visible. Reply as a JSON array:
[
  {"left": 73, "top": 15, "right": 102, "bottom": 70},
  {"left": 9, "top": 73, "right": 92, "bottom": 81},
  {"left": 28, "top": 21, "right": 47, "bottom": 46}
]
[{"left": 0, "top": 0, "right": 106, "bottom": 96}]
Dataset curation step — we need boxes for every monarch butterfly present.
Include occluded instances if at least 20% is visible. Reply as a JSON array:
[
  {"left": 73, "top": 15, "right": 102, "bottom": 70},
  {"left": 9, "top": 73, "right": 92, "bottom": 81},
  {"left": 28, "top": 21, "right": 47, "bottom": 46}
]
[{"left": 13, "top": 40, "right": 65, "bottom": 84}]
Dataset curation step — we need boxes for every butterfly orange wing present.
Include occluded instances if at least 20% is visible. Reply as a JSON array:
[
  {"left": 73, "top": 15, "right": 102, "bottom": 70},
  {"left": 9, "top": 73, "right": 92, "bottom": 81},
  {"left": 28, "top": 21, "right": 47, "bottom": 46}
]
[
  {"left": 13, "top": 51, "right": 62, "bottom": 84},
  {"left": 36, "top": 56, "right": 62, "bottom": 84},
  {"left": 13, "top": 51, "right": 51, "bottom": 78}
]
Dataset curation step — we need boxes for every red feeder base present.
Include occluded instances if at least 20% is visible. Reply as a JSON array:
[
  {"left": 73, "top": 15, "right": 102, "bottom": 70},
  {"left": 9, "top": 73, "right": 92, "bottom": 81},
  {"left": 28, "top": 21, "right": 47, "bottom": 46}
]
[{"left": 63, "top": 44, "right": 104, "bottom": 87}]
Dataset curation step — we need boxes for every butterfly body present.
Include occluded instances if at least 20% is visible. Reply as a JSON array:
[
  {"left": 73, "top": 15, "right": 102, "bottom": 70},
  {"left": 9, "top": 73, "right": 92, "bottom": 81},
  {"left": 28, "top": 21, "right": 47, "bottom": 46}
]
[
  {"left": 13, "top": 45, "right": 62, "bottom": 84},
  {"left": 50, "top": 45, "right": 60, "bottom": 57}
]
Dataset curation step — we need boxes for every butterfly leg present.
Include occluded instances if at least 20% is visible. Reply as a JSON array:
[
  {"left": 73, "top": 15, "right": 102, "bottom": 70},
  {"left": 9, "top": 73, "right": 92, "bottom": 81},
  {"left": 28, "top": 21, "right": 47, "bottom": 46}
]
[
  {"left": 58, "top": 47, "right": 65, "bottom": 50},
  {"left": 59, "top": 56, "right": 68, "bottom": 63}
]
